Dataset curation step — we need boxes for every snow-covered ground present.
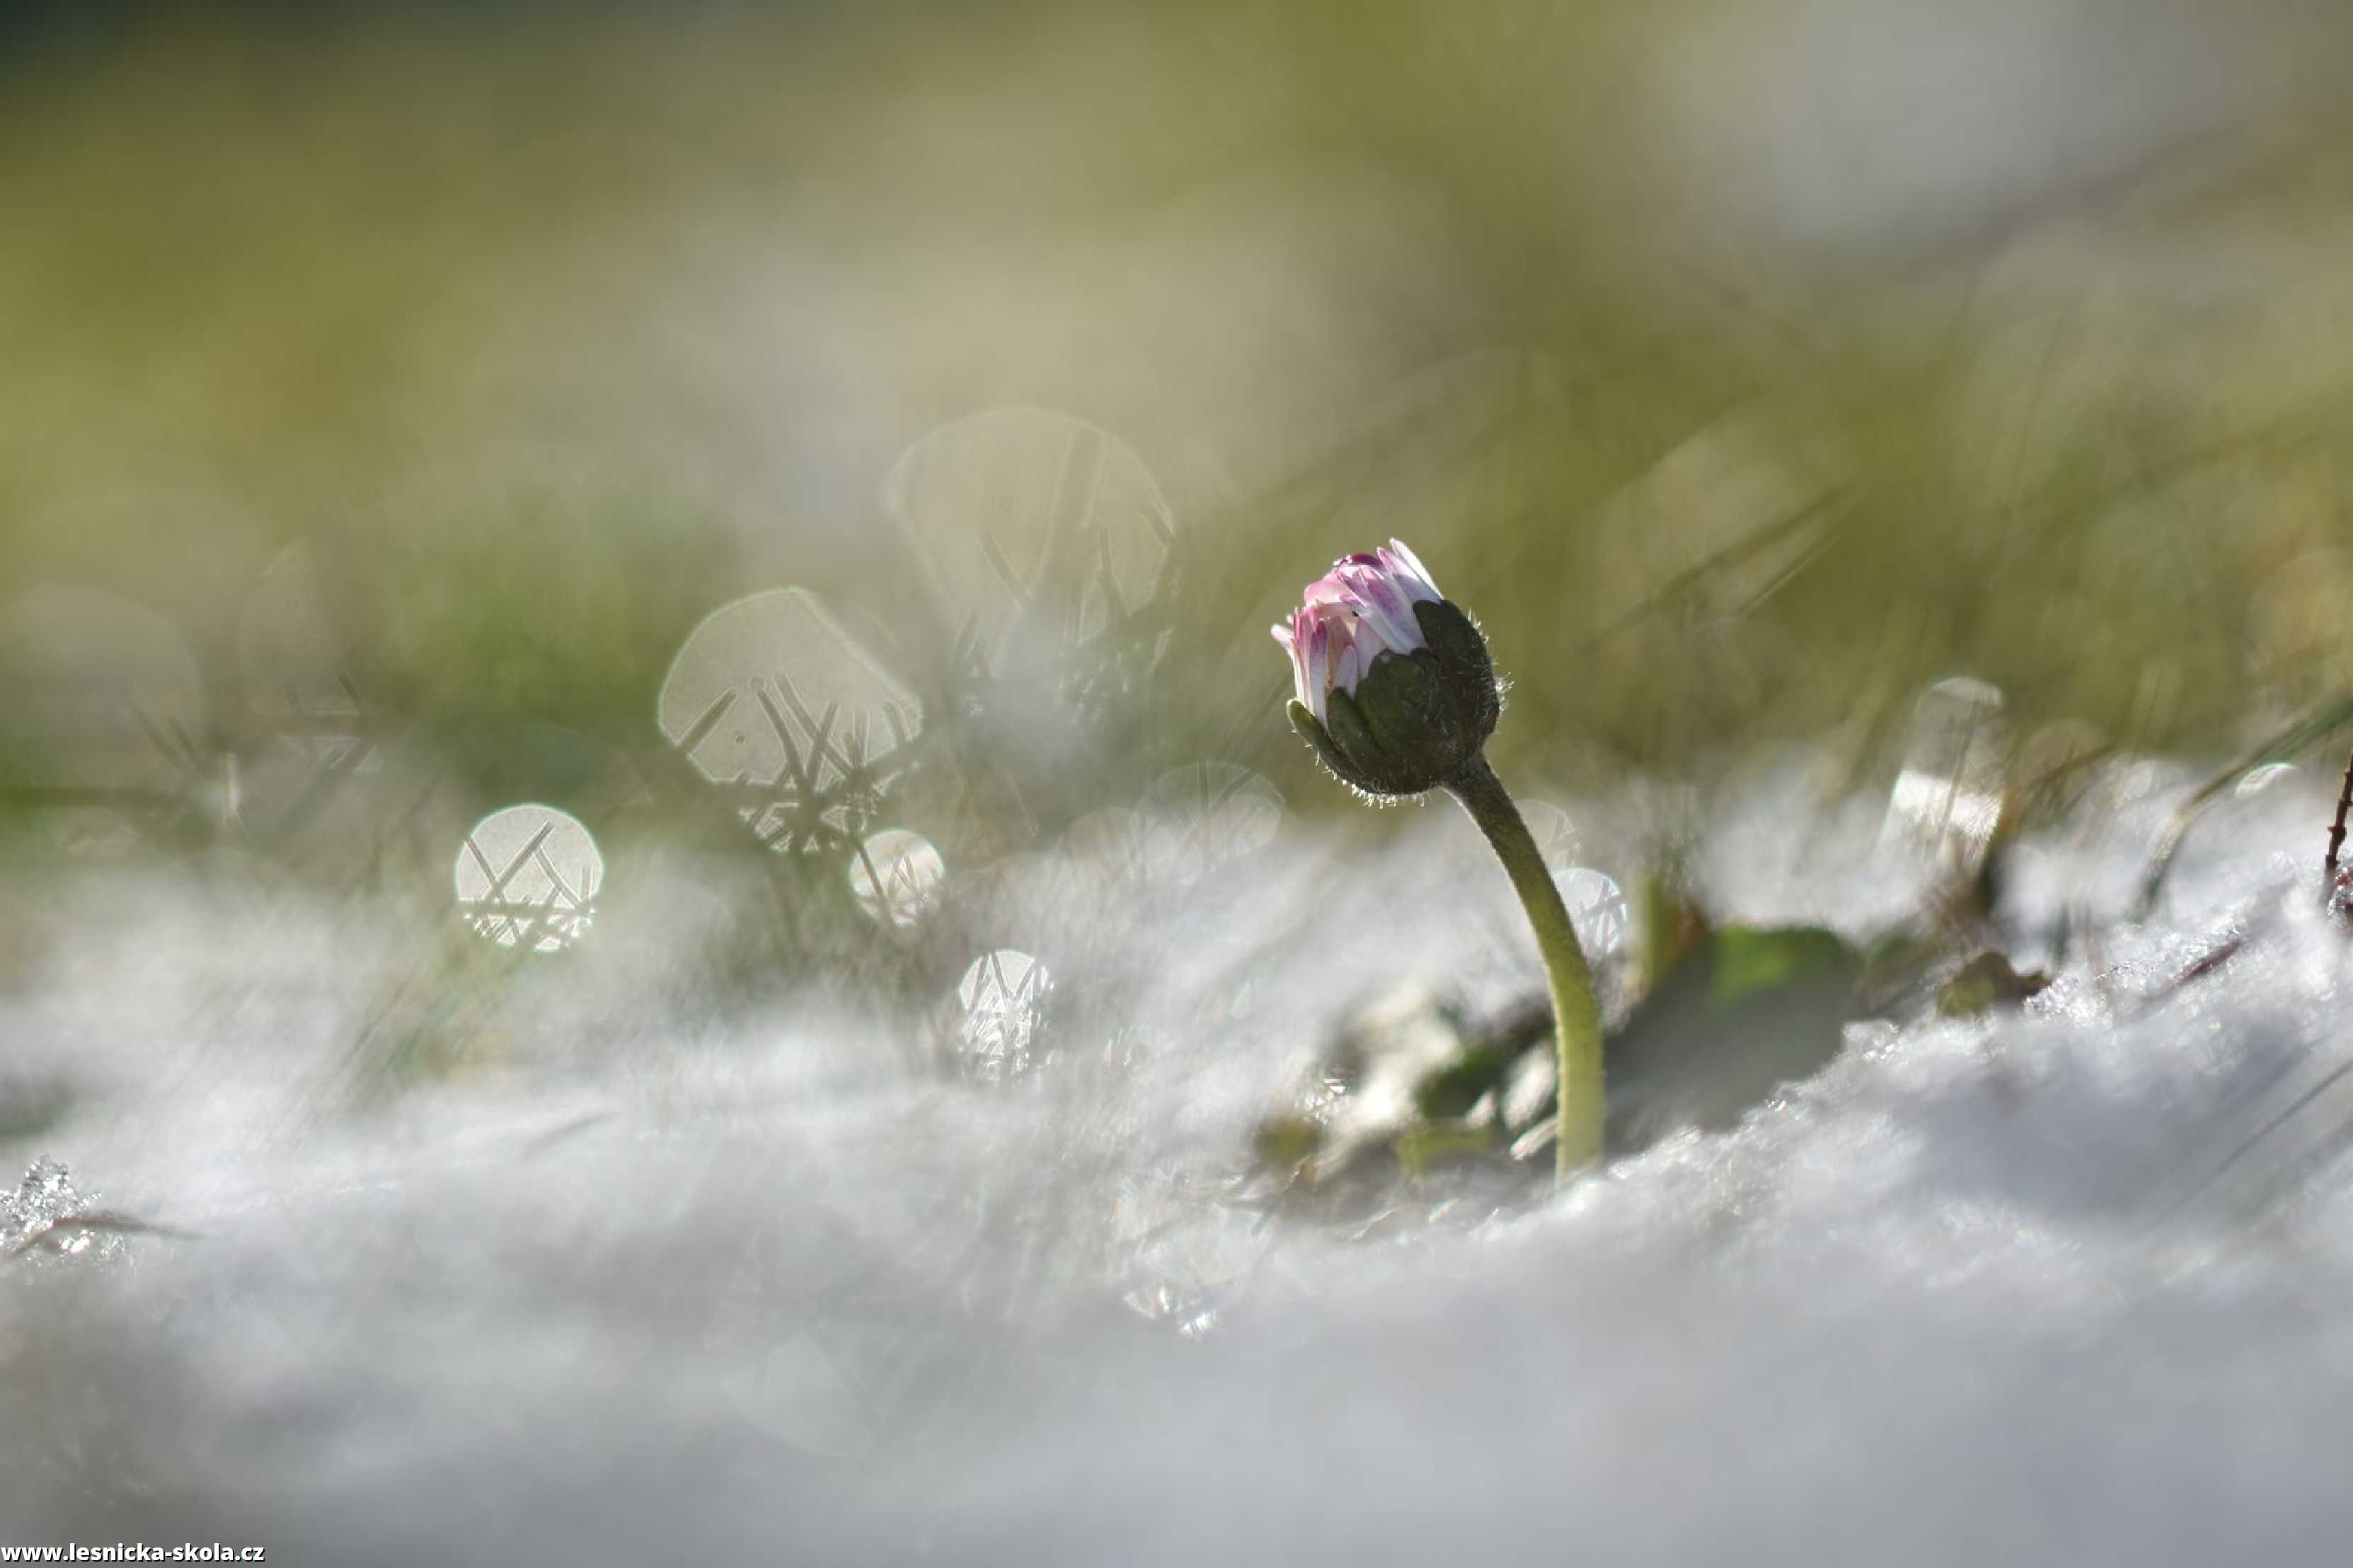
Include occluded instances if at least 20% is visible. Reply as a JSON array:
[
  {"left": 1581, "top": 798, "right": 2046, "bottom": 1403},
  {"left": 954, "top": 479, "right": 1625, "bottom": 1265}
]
[{"left": 6, "top": 752, "right": 2353, "bottom": 1565}]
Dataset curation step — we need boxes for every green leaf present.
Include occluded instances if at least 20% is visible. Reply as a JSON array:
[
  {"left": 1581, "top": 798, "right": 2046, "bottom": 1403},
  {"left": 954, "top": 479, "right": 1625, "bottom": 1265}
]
[
  {"left": 1606, "top": 922, "right": 1863, "bottom": 1154},
  {"left": 1935, "top": 950, "right": 2050, "bottom": 1017},
  {"left": 1395, "top": 1121, "right": 1497, "bottom": 1175},
  {"left": 1706, "top": 926, "right": 1858, "bottom": 1009},
  {"left": 1252, "top": 1115, "right": 1325, "bottom": 1172},
  {"left": 1413, "top": 1044, "right": 1515, "bottom": 1121}
]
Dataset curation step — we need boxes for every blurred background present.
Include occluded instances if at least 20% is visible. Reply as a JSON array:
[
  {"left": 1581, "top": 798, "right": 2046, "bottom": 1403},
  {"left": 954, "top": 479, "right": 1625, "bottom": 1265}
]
[
  {"left": 8, "top": 0, "right": 2353, "bottom": 1083},
  {"left": 11, "top": 0, "right": 2353, "bottom": 822}
]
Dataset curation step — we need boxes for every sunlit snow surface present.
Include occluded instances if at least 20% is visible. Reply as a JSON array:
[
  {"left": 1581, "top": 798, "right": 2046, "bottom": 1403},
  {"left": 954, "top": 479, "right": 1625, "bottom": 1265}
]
[{"left": 8, "top": 758, "right": 2353, "bottom": 1564}]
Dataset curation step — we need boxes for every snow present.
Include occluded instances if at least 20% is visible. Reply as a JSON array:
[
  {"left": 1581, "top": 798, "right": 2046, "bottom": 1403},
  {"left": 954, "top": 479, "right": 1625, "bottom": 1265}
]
[{"left": 5, "top": 756, "right": 2353, "bottom": 1564}]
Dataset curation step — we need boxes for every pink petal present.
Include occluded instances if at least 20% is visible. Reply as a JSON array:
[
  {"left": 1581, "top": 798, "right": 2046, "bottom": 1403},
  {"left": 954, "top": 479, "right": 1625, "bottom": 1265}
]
[
  {"left": 1332, "top": 634, "right": 1363, "bottom": 698},
  {"left": 1337, "top": 566, "right": 1421, "bottom": 657},
  {"left": 1302, "top": 572, "right": 1352, "bottom": 606},
  {"left": 1276, "top": 612, "right": 1308, "bottom": 710},
  {"left": 1345, "top": 565, "right": 1405, "bottom": 618},
  {"left": 1381, "top": 538, "right": 1441, "bottom": 601},
  {"left": 1304, "top": 612, "right": 1332, "bottom": 717}
]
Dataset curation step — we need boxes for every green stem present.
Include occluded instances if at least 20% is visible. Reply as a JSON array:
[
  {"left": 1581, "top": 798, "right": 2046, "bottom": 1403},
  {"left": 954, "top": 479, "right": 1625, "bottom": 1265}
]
[{"left": 1443, "top": 753, "right": 1605, "bottom": 1179}]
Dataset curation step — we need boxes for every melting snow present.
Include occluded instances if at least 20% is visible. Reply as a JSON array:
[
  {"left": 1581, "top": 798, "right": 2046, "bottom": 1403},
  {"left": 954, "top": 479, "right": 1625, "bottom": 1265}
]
[{"left": 6, "top": 759, "right": 2353, "bottom": 1563}]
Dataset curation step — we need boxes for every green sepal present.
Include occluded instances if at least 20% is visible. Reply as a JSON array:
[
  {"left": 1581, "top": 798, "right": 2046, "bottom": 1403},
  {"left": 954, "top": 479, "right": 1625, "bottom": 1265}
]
[
  {"left": 1414, "top": 598, "right": 1499, "bottom": 733},
  {"left": 1413, "top": 597, "right": 1485, "bottom": 676},
  {"left": 1288, "top": 698, "right": 1376, "bottom": 792},
  {"left": 1356, "top": 649, "right": 1454, "bottom": 765},
  {"left": 1322, "top": 687, "right": 1391, "bottom": 787},
  {"left": 1408, "top": 647, "right": 1475, "bottom": 752}
]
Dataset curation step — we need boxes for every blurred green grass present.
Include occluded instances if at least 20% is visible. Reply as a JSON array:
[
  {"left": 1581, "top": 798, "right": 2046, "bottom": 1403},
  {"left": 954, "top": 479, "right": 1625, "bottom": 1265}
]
[{"left": 8, "top": 0, "right": 2353, "bottom": 861}]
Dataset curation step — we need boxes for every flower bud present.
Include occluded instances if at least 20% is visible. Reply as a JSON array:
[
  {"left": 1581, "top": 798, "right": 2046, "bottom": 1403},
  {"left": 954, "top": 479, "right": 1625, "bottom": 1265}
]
[{"left": 1272, "top": 541, "right": 1498, "bottom": 797}]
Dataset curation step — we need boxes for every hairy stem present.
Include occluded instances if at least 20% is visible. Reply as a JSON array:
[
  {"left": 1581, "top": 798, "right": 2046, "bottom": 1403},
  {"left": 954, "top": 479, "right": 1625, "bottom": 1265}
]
[{"left": 1444, "top": 753, "right": 1605, "bottom": 1178}]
